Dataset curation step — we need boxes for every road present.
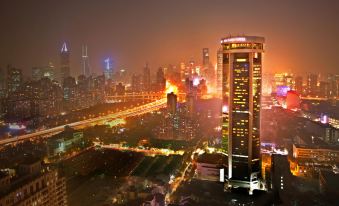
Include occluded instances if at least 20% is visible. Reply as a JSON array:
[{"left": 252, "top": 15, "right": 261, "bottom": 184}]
[
  {"left": 94, "top": 142, "right": 185, "bottom": 156},
  {"left": 0, "top": 98, "right": 167, "bottom": 146}
]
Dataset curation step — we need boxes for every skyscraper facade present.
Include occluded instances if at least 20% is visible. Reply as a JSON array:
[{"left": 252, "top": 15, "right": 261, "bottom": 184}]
[
  {"left": 0, "top": 67, "right": 5, "bottom": 98},
  {"left": 32, "top": 62, "right": 56, "bottom": 81},
  {"left": 295, "top": 76, "right": 303, "bottom": 95},
  {"left": 60, "top": 42, "right": 70, "bottom": 81},
  {"left": 307, "top": 74, "right": 318, "bottom": 96},
  {"left": 7, "top": 65, "right": 23, "bottom": 93},
  {"left": 143, "top": 63, "right": 151, "bottom": 92},
  {"left": 217, "top": 49, "right": 223, "bottom": 96},
  {"left": 156, "top": 67, "right": 166, "bottom": 92},
  {"left": 202, "top": 48, "right": 209, "bottom": 67},
  {"left": 104, "top": 58, "right": 113, "bottom": 80},
  {"left": 221, "top": 36, "right": 265, "bottom": 194},
  {"left": 82, "top": 45, "right": 91, "bottom": 77}
]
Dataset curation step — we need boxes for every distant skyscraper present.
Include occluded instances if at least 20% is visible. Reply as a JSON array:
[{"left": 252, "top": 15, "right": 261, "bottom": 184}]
[
  {"left": 32, "top": 62, "right": 55, "bottom": 81},
  {"left": 7, "top": 65, "right": 23, "bottom": 93},
  {"left": 319, "top": 81, "right": 330, "bottom": 98},
  {"left": 217, "top": 49, "right": 223, "bottom": 95},
  {"left": 202, "top": 48, "right": 209, "bottom": 67},
  {"left": 295, "top": 76, "right": 303, "bottom": 95},
  {"left": 0, "top": 68, "right": 5, "bottom": 97},
  {"left": 221, "top": 36, "right": 265, "bottom": 194},
  {"left": 167, "top": 92, "right": 177, "bottom": 114},
  {"left": 131, "top": 74, "right": 142, "bottom": 92},
  {"left": 62, "top": 76, "right": 77, "bottom": 111},
  {"left": 307, "top": 74, "right": 318, "bottom": 96},
  {"left": 143, "top": 63, "right": 151, "bottom": 91},
  {"left": 82, "top": 45, "right": 91, "bottom": 77},
  {"left": 104, "top": 58, "right": 113, "bottom": 80},
  {"left": 156, "top": 67, "right": 166, "bottom": 91},
  {"left": 60, "top": 42, "right": 70, "bottom": 81},
  {"left": 327, "top": 74, "right": 338, "bottom": 98}
]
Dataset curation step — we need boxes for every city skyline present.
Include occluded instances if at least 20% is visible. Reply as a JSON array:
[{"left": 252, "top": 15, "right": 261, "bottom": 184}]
[
  {"left": 1, "top": 1, "right": 339, "bottom": 205},
  {"left": 1, "top": 0, "right": 339, "bottom": 76}
]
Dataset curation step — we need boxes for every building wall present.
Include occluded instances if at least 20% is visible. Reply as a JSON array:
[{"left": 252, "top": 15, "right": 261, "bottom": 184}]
[{"left": 0, "top": 170, "right": 67, "bottom": 206}]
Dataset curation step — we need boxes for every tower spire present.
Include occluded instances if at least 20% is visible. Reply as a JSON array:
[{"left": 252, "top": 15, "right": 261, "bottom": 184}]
[{"left": 61, "top": 42, "right": 68, "bottom": 53}]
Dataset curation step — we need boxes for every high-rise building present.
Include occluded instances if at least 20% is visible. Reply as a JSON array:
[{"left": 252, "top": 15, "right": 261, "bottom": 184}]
[
  {"left": 328, "top": 74, "right": 339, "bottom": 98},
  {"left": 63, "top": 76, "right": 77, "bottom": 111},
  {"left": 319, "top": 81, "right": 330, "bottom": 98},
  {"left": 7, "top": 65, "right": 23, "bottom": 93},
  {"left": 0, "top": 160, "right": 67, "bottom": 206},
  {"left": 0, "top": 67, "right": 6, "bottom": 98},
  {"left": 60, "top": 42, "right": 70, "bottom": 81},
  {"left": 82, "top": 45, "right": 91, "bottom": 77},
  {"left": 115, "top": 83, "right": 125, "bottom": 95},
  {"left": 221, "top": 36, "right": 265, "bottom": 194},
  {"left": 104, "top": 58, "right": 113, "bottom": 80},
  {"left": 307, "top": 74, "right": 318, "bottom": 96},
  {"left": 167, "top": 92, "right": 177, "bottom": 114},
  {"left": 295, "top": 76, "right": 303, "bottom": 95},
  {"left": 217, "top": 49, "right": 223, "bottom": 96},
  {"left": 202, "top": 48, "right": 210, "bottom": 67},
  {"left": 156, "top": 67, "right": 166, "bottom": 92},
  {"left": 32, "top": 62, "right": 56, "bottom": 81},
  {"left": 143, "top": 63, "right": 151, "bottom": 92},
  {"left": 131, "top": 74, "right": 142, "bottom": 92}
]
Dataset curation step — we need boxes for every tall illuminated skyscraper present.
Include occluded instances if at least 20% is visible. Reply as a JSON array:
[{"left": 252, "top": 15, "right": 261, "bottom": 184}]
[
  {"left": 221, "top": 36, "right": 265, "bottom": 194},
  {"left": 82, "top": 45, "right": 91, "bottom": 77},
  {"left": 60, "top": 42, "right": 70, "bottom": 80},
  {"left": 104, "top": 58, "right": 113, "bottom": 80}
]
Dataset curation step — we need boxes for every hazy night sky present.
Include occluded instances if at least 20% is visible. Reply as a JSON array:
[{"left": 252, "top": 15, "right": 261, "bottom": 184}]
[{"left": 0, "top": 0, "right": 339, "bottom": 77}]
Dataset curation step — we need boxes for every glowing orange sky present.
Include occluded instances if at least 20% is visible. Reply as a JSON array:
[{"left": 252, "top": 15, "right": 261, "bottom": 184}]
[{"left": 0, "top": 0, "right": 338, "bottom": 76}]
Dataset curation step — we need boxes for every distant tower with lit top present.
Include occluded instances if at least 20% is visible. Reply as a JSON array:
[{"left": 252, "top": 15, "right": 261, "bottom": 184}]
[
  {"left": 82, "top": 45, "right": 91, "bottom": 77},
  {"left": 221, "top": 36, "right": 265, "bottom": 194},
  {"left": 60, "top": 42, "right": 70, "bottom": 81},
  {"left": 104, "top": 58, "right": 113, "bottom": 80}
]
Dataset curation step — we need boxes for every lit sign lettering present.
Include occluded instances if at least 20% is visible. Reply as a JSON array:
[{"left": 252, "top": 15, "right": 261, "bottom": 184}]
[{"left": 222, "top": 37, "right": 246, "bottom": 43}]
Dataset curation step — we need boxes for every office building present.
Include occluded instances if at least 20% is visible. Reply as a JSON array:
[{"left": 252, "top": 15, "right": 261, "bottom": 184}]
[
  {"left": 32, "top": 62, "right": 56, "bottom": 81},
  {"left": 82, "top": 45, "right": 91, "bottom": 77},
  {"left": 156, "top": 67, "right": 166, "bottom": 92},
  {"left": 104, "top": 58, "right": 113, "bottom": 80},
  {"left": 221, "top": 36, "right": 265, "bottom": 194},
  {"left": 131, "top": 74, "right": 142, "bottom": 92},
  {"left": 307, "top": 74, "right": 318, "bottom": 96},
  {"left": 196, "top": 153, "right": 227, "bottom": 182},
  {"left": 115, "top": 83, "right": 125, "bottom": 95},
  {"left": 7, "top": 65, "right": 23, "bottom": 93},
  {"left": 319, "top": 81, "right": 330, "bottom": 98},
  {"left": 63, "top": 76, "right": 77, "bottom": 111},
  {"left": 60, "top": 42, "right": 70, "bottom": 80},
  {"left": 167, "top": 92, "right": 177, "bottom": 114},
  {"left": 217, "top": 49, "right": 223, "bottom": 96},
  {"left": 294, "top": 76, "right": 303, "bottom": 95},
  {"left": 0, "top": 68, "right": 6, "bottom": 98},
  {"left": 202, "top": 48, "right": 209, "bottom": 67},
  {"left": 0, "top": 160, "right": 67, "bottom": 206}
]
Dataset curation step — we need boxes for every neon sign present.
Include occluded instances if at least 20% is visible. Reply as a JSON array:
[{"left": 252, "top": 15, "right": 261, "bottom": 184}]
[{"left": 222, "top": 37, "right": 246, "bottom": 43}]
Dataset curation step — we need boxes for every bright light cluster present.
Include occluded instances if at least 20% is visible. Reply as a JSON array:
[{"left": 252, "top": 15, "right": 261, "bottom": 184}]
[{"left": 165, "top": 81, "right": 178, "bottom": 94}]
